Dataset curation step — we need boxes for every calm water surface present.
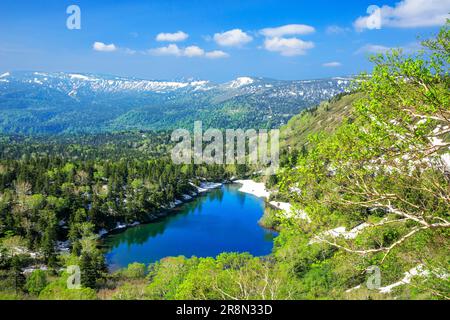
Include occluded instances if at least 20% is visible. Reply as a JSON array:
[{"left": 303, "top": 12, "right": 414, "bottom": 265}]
[{"left": 102, "top": 184, "right": 277, "bottom": 270}]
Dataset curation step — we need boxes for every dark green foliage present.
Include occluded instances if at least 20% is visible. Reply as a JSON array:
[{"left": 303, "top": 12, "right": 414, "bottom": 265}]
[
  {"left": 0, "top": 74, "right": 349, "bottom": 134},
  {"left": 80, "top": 250, "right": 106, "bottom": 289},
  {"left": 25, "top": 270, "right": 47, "bottom": 295}
]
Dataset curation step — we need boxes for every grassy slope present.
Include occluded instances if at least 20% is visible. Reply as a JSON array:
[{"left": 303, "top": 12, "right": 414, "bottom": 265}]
[
  {"left": 275, "top": 92, "right": 449, "bottom": 300},
  {"left": 280, "top": 93, "right": 361, "bottom": 150}
]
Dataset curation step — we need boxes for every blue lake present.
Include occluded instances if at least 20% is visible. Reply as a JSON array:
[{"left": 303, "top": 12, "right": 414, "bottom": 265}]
[{"left": 102, "top": 184, "right": 277, "bottom": 271}]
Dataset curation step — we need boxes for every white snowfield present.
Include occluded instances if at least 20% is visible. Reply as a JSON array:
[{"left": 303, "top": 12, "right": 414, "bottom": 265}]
[
  {"left": 0, "top": 72, "right": 352, "bottom": 107},
  {"left": 235, "top": 180, "right": 271, "bottom": 198},
  {"left": 441, "top": 153, "right": 450, "bottom": 170},
  {"left": 226, "top": 77, "right": 255, "bottom": 89},
  {"left": 379, "top": 265, "right": 449, "bottom": 294},
  {"left": 25, "top": 72, "right": 214, "bottom": 94},
  {"left": 346, "top": 265, "right": 449, "bottom": 294},
  {"left": 23, "top": 265, "right": 48, "bottom": 274},
  {"left": 309, "top": 223, "right": 371, "bottom": 244},
  {"left": 189, "top": 182, "right": 223, "bottom": 193},
  {"left": 0, "top": 72, "right": 10, "bottom": 83},
  {"left": 269, "top": 201, "right": 311, "bottom": 222},
  {"left": 98, "top": 229, "right": 109, "bottom": 237},
  {"left": 69, "top": 73, "right": 96, "bottom": 81},
  {"left": 182, "top": 194, "right": 192, "bottom": 201},
  {"left": 235, "top": 180, "right": 310, "bottom": 221},
  {"left": 379, "top": 265, "right": 429, "bottom": 294}
]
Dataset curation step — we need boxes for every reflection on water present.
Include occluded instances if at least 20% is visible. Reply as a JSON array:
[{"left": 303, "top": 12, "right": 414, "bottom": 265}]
[{"left": 102, "top": 184, "right": 277, "bottom": 271}]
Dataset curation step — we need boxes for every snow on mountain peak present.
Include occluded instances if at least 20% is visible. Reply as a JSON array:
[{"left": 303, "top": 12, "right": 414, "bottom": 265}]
[
  {"left": 1, "top": 71, "right": 351, "bottom": 100},
  {"left": 69, "top": 74, "right": 95, "bottom": 81},
  {"left": 227, "top": 77, "right": 255, "bottom": 88},
  {"left": 190, "top": 80, "right": 209, "bottom": 86}
]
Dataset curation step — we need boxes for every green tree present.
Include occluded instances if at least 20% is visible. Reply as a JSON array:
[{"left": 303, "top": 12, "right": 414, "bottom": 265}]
[
  {"left": 38, "top": 210, "right": 58, "bottom": 266},
  {"left": 278, "top": 22, "right": 450, "bottom": 299},
  {"left": 122, "top": 262, "right": 146, "bottom": 279},
  {"left": 25, "top": 270, "right": 48, "bottom": 296},
  {"left": 78, "top": 223, "right": 106, "bottom": 289}
]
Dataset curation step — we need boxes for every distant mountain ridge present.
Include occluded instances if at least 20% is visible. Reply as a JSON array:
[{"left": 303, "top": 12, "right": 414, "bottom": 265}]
[{"left": 0, "top": 71, "right": 352, "bottom": 134}]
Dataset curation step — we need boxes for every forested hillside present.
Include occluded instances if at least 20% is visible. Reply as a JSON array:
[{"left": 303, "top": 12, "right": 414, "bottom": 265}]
[
  {"left": 100, "top": 24, "right": 448, "bottom": 300},
  {"left": 0, "top": 24, "right": 448, "bottom": 300},
  {"left": 280, "top": 93, "right": 359, "bottom": 151},
  {"left": 0, "top": 74, "right": 350, "bottom": 134},
  {"left": 0, "top": 132, "right": 257, "bottom": 298}
]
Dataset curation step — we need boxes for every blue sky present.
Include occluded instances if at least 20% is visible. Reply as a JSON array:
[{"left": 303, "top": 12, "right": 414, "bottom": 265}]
[{"left": 0, "top": 0, "right": 448, "bottom": 81}]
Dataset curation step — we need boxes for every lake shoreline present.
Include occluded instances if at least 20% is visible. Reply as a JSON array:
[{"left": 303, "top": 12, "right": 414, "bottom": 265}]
[
  {"left": 103, "top": 182, "right": 276, "bottom": 270},
  {"left": 100, "top": 179, "right": 274, "bottom": 240},
  {"left": 235, "top": 179, "right": 271, "bottom": 199},
  {"left": 104, "top": 178, "right": 288, "bottom": 238},
  {"left": 97, "top": 180, "right": 230, "bottom": 239}
]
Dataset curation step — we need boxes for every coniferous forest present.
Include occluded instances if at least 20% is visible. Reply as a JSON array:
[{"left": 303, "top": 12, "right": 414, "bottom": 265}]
[{"left": 0, "top": 7, "right": 449, "bottom": 302}]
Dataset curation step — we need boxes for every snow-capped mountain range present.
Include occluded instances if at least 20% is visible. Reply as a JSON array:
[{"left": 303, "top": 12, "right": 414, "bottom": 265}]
[{"left": 0, "top": 71, "right": 352, "bottom": 134}]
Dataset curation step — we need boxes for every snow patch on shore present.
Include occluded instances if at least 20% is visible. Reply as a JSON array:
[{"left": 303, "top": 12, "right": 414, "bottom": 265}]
[
  {"left": 269, "top": 201, "right": 310, "bottom": 222},
  {"left": 115, "top": 222, "right": 127, "bottom": 230},
  {"left": 235, "top": 180, "right": 271, "bottom": 198},
  {"left": 234, "top": 181, "right": 378, "bottom": 247},
  {"left": 23, "top": 265, "right": 48, "bottom": 274},
  {"left": 56, "top": 240, "right": 70, "bottom": 253},
  {"left": 310, "top": 223, "right": 370, "bottom": 244},
  {"left": 236, "top": 180, "right": 310, "bottom": 221},
  {"left": 182, "top": 194, "right": 192, "bottom": 201},
  {"left": 98, "top": 229, "right": 109, "bottom": 237},
  {"left": 199, "top": 182, "right": 223, "bottom": 191},
  {"left": 189, "top": 182, "right": 223, "bottom": 193}
]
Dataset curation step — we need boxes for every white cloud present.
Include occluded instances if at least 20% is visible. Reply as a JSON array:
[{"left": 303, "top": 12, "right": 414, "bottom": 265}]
[
  {"left": 124, "top": 48, "right": 137, "bottom": 55},
  {"left": 323, "top": 61, "right": 342, "bottom": 67},
  {"left": 205, "top": 50, "right": 229, "bottom": 59},
  {"left": 354, "top": 0, "right": 450, "bottom": 31},
  {"left": 356, "top": 42, "right": 424, "bottom": 55},
  {"left": 184, "top": 45, "right": 205, "bottom": 57},
  {"left": 149, "top": 44, "right": 229, "bottom": 58},
  {"left": 264, "top": 37, "right": 314, "bottom": 56},
  {"left": 326, "top": 25, "right": 350, "bottom": 35},
  {"left": 356, "top": 44, "right": 392, "bottom": 55},
  {"left": 259, "top": 24, "right": 315, "bottom": 57},
  {"left": 93, "top": 42, "right": 117, "bottom": 52},
  {"left": 260, "top": 24, "right": 315, "bottom": 37},
  {"left": 149, "top": 44, "right": 182, "bottom": 56},
  {"left": 156, "top": 31, "right": 189, "bottom": 42},
  {"left": 213, "top": 29, "right": 253, "bottom": 47}
]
